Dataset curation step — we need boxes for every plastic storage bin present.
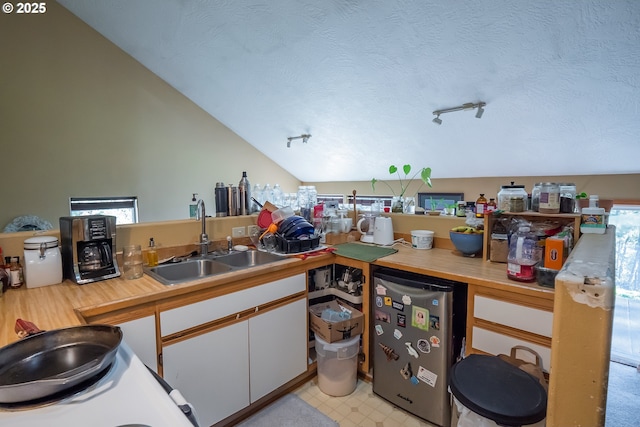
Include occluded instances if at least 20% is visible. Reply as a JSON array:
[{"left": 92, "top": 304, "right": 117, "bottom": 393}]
[{"left": 315, "top": 335, "right": 360, "bottom": 396}]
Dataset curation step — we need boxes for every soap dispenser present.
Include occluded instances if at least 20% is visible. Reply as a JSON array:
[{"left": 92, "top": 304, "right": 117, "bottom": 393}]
[
  {"left": 189, "top": 193, "right": 198, "bottom": 219},
  {"left": 147, "top": 238, "right": 158, "bottom": 267}
]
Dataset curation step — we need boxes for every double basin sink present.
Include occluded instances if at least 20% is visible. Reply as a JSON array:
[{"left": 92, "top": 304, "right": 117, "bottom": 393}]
[{"left": 144, "top": 250, "right": 283, "bottom": 286}]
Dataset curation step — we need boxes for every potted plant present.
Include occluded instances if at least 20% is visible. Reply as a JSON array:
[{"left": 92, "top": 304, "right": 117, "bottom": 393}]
[
  {"left": 426, "top": 197, "right": 441, "bottom": 215},
  {"left": 371, "top": 165, "right": 432, "bottom": 213}
]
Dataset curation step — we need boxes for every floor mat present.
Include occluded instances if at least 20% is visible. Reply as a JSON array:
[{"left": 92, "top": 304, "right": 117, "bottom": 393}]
[{"left": 235, "top": 394, "right": 338, "bottom": 427}]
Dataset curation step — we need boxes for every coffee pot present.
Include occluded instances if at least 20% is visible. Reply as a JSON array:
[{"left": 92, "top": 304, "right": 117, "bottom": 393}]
[{"left": 357, "top": 213, "right": 378, "bottom": 243}]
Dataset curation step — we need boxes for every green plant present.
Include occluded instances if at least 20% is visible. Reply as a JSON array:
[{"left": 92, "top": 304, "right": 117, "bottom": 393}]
[
  {"left": 429, "top": 197, "right": 440, "bottom": 211},
  {"left": 371, "top": 164, "right": 432, "bottom": 197}
]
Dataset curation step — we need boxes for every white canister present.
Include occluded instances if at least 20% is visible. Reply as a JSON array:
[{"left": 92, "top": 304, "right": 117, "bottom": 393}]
[
  {"left": 23, "top": 236, "right": 63, "bottom": 288},
  {"left": 410, "top": 230, "right": 434, "bottom": 250}
]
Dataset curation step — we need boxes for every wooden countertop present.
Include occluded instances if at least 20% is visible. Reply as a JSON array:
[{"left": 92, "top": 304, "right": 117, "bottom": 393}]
[
  {"left": 373, "top": 244, "right": 555, "bottom": 298},
  {"left": 0, "top": 245, "right": 552, "bottom": 347}
]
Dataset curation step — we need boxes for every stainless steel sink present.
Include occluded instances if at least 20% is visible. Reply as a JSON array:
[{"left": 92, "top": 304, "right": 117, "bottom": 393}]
[
  {"left": 214, "top": 250, "right": 282, "bottom": 268},
  {"left": 143, "top": 250, "right": 283, "bottom": 285},
  {"left": 144, "top": 258, "right": 233, "bottom": 285}
]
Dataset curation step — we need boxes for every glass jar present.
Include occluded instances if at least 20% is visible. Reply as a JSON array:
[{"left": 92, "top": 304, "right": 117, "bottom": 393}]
[
  {"left": 531, "top": 183, "right": 542, "bottom": 212},
  {"left": 456, "top": 201, "right": 466, "bottom": 217},
  {"left": 497, "top": 182, "right": 528, "bottom": 212},
  {"left": 539, "top": 182, "right": 560, "bottom": 214},
  {"left": 122, "top": 245, "right": 143, "bottom": 280},
  {"left": 559, "top": 183, "right": 577, "bottom": 213}
]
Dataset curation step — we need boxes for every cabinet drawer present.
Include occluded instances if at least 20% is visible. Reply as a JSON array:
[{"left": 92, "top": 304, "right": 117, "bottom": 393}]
[
  {"left": 161, "top": 273, "right": 305, "bottom": 336},
  {"left": 472, "top": 326, "right": 551, "bottom": 371},
  {"left": 474, "top": 295, "right": 553, "bottom": 338}
]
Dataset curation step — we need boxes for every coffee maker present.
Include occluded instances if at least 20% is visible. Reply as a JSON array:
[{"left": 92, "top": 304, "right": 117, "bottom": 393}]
[{"left": 59, "top": 215, "right": 120, "bottom": 284}]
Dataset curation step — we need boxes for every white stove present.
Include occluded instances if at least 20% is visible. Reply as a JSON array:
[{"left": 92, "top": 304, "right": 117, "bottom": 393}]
[{"left": 0, "top": 341, "right": 197, "bottom": 427}]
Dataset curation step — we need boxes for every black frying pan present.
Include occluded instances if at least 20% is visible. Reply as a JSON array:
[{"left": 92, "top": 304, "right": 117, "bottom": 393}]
[{"left": 0, "top": 319, "right": 122, "bottom": 403}]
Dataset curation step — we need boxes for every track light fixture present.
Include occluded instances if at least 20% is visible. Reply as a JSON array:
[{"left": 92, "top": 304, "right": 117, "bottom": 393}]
[
  {"left": 286, "top": 133, "right": 311, "bottom": 148},
  {"left": 432, "top": 101, "right": 486, "bottom": 125}
]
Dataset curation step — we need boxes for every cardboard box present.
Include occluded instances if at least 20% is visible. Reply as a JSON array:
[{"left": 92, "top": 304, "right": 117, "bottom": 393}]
[
  {"left": 309, "top": 300, "right": 364, "bottom": 343},
  {"left": 544, "top": 236, "right": 566, "bottom": 270}
]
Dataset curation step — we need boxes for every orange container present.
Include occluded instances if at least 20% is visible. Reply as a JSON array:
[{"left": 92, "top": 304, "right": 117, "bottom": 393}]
[{"left": 544, "top": 236, "right": 566, "bottom": 270}]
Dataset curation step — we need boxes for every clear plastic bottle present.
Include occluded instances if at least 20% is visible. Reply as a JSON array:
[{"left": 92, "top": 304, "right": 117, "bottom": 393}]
[
  {"left": 507, "top": 226, "right": 541, "bottom": 282},
  {"left": 262, "top": 183, "right": 274, "bottom": 204},
  {"left": 297, "top": 186, "right": 308, "bottom": 217},
  {"left": 252, "top": 183, "right": 263, "bottom": 209},
  {"left": 272, "top": 184, "right": 284, "bottom": 207}
]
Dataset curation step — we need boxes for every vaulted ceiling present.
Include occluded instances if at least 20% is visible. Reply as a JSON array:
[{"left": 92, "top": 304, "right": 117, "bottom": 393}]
[{"left": 58, "top": 0, "right": 640, "bottom": 182}]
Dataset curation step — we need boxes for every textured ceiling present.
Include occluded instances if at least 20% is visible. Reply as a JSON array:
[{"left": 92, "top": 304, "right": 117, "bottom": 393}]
[{"left": 58, "top": 0, "right": 640, "bottom": 182}]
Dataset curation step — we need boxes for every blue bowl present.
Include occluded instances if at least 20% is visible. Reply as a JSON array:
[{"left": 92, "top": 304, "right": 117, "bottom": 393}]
[{"left": 449, "top": 231, "right": 483, "bottom": 255}]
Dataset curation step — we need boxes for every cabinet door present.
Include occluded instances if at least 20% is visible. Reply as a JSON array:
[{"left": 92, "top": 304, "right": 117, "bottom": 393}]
[
  {"left": 117, "top": 315, "right": 157, "bottom": 372},
  {"left": 163, "top": 321, "right": 250, "bottom": 426},
  {"left": 249, "top": 298, "right": 307, "bottom": 402}
]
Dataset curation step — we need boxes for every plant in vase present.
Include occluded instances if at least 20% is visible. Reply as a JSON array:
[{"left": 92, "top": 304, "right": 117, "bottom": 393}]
[
  {"left": 444, "top": 201, "right": 457, "bottom": 216},
  {"left": 427, "top": 197, "right": 442, "bottom": 215},
  {"left": 371, "top": 164, "right": 432, "bottom": 213}
]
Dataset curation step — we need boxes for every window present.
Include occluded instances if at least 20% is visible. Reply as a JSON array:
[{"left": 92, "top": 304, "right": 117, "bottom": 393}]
[{"left": 70, "top": 196, "right": 139, "bottom": 225}]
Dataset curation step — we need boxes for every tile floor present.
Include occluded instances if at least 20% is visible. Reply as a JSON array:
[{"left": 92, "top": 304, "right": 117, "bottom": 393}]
[{"left": 293, "top": 378, "right": 437, "bottom": 427}]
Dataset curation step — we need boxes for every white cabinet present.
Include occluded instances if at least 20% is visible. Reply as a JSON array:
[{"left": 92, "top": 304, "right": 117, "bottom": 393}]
[
  {"left": 163, "top": 321, "right": 250, "bottom": 426},
  {"left": 117, "top": 315, "right": 157, "bottom": 372},
  {"left": 249, "top": 298, "right": 307, "bottom": 402},
  {"left": 160, "top": 273, "right": 307, "bottom": 426},
  {"left": 466, "top": 286, "right": 554, "bottom": 372}
]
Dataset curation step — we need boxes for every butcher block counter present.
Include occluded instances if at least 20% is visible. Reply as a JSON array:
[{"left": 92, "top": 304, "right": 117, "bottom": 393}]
[
  {"left": 0, "top": 254, "right": 315, "bottom": 347},
  {"left": 0, "top": 244, "right": 552, "bottom": 348}
]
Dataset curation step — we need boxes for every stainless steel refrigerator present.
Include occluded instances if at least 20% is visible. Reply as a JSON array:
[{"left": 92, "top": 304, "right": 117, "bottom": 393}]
[{"left": 372, "top": 268, "right": 467, "bottom": 427}]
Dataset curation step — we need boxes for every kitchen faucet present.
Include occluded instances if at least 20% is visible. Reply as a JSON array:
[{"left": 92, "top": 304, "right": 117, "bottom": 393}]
[{"left": 195, "top": 199, "right": 209, "bottom": 256}]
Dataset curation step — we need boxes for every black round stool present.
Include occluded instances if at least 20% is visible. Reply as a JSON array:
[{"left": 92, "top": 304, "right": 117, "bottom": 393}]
[{"left": 449, "top": 354, "right": 547, "bottom": 427}]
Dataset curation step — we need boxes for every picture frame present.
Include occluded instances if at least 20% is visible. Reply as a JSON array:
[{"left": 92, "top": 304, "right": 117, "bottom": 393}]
[{"left": 417, "top": 192, "right": 464, "bottom": 210}]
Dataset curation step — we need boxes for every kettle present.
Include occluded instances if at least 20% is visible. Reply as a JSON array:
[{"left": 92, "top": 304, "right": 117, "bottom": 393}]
[{"left": 373, "top": 217, "right": 395, "bottom": 246}]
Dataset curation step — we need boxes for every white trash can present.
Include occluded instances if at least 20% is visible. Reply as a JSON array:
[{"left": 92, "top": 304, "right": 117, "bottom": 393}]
[
  {"left": 315, "top": 335, "right": 360, "bottom": 396},
  {"left": 449, "top": 354, "right": 547, "bottom": 427}
]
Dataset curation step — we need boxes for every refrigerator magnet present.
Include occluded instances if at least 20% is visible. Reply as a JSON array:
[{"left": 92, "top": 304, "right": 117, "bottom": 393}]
[
  {"left": 375, "top": 296, "right": 384, "bottom": 307},
  {"left": 411, "top": 306, "right": 430, "bottom": 331},
  {"left": 384, "top": 296, "right": 392, "bottom": 306},
  {"left": 402, "top": 295, "right": 412, "bottom": 305},
  {"left": 375, "top": 324, "right": 384, "bottom": 335},
  {"left": 430, "top": 336, "right": 441, "bottom": 347},
  {"left": 417, "top": 366, "right": 438, "bottom": 387},
  {"left": 429, "top": 315, "right": 440, "bottom": 330},
  {"left": 397, "top": 313, "right": 406, "bottom": 327},
  {"left": 392, "top": 300, "right": 404, "bottom": 311},
  {"left": 394, "top": 329, "right": 403, "bottom": 340},
  {"left": 417, "top": 339, "right": 431, "bottom": 353},
  {"left": 405, "top": 342, "right": 419, "bottom": 358},
  {"left": 375, "top": 284, "right": 388, "bottom": 295},
  {"left": 400, "top": 363, "right": 412, "bottom": 380},
  {"left": 375, "top": 310, "right": 391, "bottom": 323}
]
